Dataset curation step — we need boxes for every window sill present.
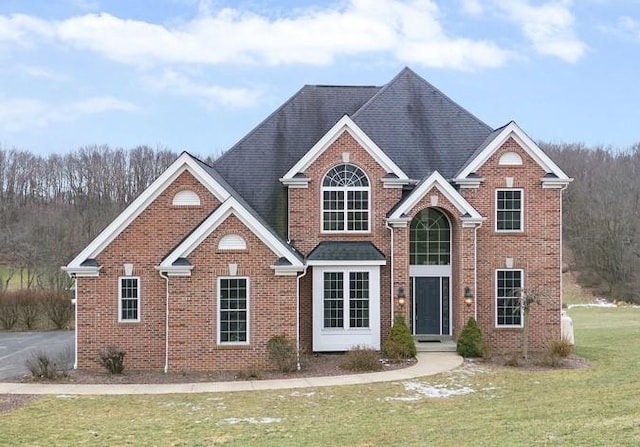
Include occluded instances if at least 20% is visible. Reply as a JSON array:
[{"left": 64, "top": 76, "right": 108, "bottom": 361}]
[{"left": 216, "top": 343, "right": 251, "bottom": 349}]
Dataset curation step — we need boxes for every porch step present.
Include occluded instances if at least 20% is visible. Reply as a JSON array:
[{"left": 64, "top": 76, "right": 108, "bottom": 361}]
[{"left": 414, "top": 339, "right": 457, "bottom": 352}]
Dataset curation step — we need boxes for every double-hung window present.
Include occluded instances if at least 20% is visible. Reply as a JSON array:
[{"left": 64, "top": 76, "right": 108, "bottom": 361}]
[
  {"left": 496, "top": 269, "right": 523, "bottom": 327},
  {"left": 119, "top": 276, "right": 140, "bottom": 322},
  {"left": 322, "top": 164, "right": 370, "bottom": 232},
  {"left": 323, "top": 271, "right": 370, "bottom": 329},
  {"left": 218, "top": 277, "right": 249, "bottom": 344},
  {"left": 496, "top": 189, "right": 523, "bottom": 232}
]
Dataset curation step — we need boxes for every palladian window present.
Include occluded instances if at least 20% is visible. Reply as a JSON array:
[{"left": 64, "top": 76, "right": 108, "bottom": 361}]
[{"left": 410, "top": 208, "right": 451, "bottom": 265}]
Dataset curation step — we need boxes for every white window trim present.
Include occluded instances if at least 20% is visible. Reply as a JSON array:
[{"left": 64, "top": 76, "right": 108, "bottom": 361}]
[
  {"left": 216, "top": 276, "right": 250, "bottom": 346},
  {"left": 321, "top": 270, "right": 372, "bottom": 331},
  {"left": 495, "top": 269, "right": 524, "bottom": 328},
  {"left": 495, "top": 188, "right": 524, "bottom": 233},
  {"left": 320, "top": 165, "right": 371, "bottom": 234},
  {"left": 312, "top": 266, "right": 380, "bottom": 351},
  {"left": 118, "top": 276, "right": 140, "bottom": 323}
]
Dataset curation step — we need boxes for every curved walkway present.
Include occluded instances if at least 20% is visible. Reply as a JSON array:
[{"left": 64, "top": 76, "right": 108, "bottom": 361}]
[{"left": 0, "top": 352, "right": 462, "bottom": 395}]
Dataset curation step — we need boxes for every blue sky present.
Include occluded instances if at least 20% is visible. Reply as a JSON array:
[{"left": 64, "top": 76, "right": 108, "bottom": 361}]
[{"left": 1, "top": 0, "right": 639, "bottom": 157}]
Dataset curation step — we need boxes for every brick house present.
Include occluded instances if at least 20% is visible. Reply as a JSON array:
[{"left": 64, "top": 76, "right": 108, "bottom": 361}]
[{"left": 63, "top": 68, "right": 571, "bottom": 372}]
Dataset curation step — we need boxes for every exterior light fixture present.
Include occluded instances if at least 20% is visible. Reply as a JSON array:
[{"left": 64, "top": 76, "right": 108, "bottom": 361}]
[
  {"left": 464, "top": 287, "right": 474, "bottom": 307},
  {"left": 398, "top": 286, "right": 406, "bottom": 309}
]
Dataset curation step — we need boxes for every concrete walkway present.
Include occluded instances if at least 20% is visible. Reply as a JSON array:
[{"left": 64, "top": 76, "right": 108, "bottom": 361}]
[{"left": 0, "top": 352, "right": 462, "bottom": 395}]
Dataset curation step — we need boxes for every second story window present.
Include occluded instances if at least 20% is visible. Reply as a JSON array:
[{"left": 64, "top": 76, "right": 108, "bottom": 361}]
[
  {"left": 496, "top": 189, "right": 523, "bottom": 232},
  {"left": 322, "top": 164, "right": 370, "bottom": 232}
]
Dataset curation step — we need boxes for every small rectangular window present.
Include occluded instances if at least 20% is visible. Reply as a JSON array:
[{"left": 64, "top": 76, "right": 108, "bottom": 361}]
[
  {"left": 496, "top": 270, "right": 523, "bottom": 327},
  {"left": 323, "top": 272, "right": 344, "bottom": 328},
  {"left": 218, "top": 278, "right": 248, "bottom": 344},
  {"left": 119, "top": 276, "right": 140, "bottom": 322},
  {"left": 349, "top": 272, "right": 369, "bottom": 328},
  {"left": 496, "top": 189, "right": 523, "bottom": 231}
]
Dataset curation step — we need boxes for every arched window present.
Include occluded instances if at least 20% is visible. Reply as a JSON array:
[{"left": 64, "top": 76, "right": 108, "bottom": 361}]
[
  {"left": 218, "top": 234, "right": 247, "bottom": 250},
  {"left": 410, "top": 208, "right": 451, "bottom": 265},
  {"left": 322, "top": 164, "right": 370, "bottom": 232},
  {"left": 498, "top": 151, "right": 523, "bottom": 166}
]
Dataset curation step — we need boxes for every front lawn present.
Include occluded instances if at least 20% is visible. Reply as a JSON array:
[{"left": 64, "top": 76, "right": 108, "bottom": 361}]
[{"left": 1, "top": 307, "right": 639, "bottom": 446}]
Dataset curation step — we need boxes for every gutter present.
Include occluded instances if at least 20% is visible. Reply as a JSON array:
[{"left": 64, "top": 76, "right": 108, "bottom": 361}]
[
  {"left": 385, "top": 221, "right": 395, "bottom": 325},
  {"left": 474, "top": 221, "right": 482, "bottom": 321},
  {"left": 72, "top": 275, "right": 78, "bottom": 369}
]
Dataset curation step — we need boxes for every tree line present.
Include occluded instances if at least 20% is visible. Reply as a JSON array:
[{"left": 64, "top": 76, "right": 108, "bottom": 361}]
[{"left": 1, "top": 143, "right": 639, "bottom": 303}]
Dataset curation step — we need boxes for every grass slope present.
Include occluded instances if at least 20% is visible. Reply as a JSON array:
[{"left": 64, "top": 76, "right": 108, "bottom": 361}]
[{"left": 1, "top": 313, "right": 639, "bottom": 445}]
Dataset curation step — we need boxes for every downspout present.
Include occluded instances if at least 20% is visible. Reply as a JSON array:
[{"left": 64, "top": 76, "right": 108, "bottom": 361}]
[
  {"left": 473, "top": 221, "right": 483, "bottom": 321},
  {"left": 385, "top": 221, "right": 395, "bottom": 325},
  {"left": 559, "top": 184, "right": 569, "bottom": 308},
  {"left": 72, "top": 275, "right": 78, "bottom": 370},
  {"left": 295, "top": 266, "right": 309, "bottom": 371},
  {"left": 158, "top": 270, "right": 170, "bottom": 374}
]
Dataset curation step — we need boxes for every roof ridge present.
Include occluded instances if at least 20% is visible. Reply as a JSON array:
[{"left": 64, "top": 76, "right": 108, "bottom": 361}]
[{"left": 351, "top": 68, "right": 411, "bottom": 119}]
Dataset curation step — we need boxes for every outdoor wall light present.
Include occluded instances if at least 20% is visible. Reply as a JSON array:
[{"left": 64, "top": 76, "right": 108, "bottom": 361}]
[
  {"left": 398, "top": 286, "right": 406, "bottom": 309},
  {"left": 464, "top": 287, "right": 474, "bottom": 307}
]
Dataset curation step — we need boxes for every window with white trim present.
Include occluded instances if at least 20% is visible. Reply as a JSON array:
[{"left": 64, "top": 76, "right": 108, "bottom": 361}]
[
  {"left": 496, "top": 269, "right": 523, "bottom": 327},
  {"left": 218, "top": 277, "right": 248, "bottom": 344},
  {"left": 119, "top": 276, "right": 140, "bottom": 322},
  {"left": 323, "top": 271, "right": 369, "bottom": 329},
  {"left": 322, "top": 164, "right": 369, "bottom": 232},
  {"left": 496, "top": 189, "right": 523, "bottom": 231}
]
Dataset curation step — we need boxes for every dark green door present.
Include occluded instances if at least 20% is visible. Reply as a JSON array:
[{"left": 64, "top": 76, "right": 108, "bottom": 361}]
[{"left": 414, "top": 277, "right": 440, "bottom": 335}]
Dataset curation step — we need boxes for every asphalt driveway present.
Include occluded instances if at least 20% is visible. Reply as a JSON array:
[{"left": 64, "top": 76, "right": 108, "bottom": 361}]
[{"left": 0, "top": 331, "right": 75, "bottom": 380}]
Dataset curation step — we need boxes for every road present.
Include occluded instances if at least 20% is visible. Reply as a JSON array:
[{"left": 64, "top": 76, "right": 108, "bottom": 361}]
[{"left": 0, "top": 331, "right": 75, "bottom": 380}]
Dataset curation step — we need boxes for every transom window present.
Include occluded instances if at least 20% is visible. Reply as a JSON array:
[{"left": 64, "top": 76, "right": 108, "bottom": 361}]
[
  {"left": 496, "top": 189, "right": 523, "bottom": 231},
  {"left": 322, "top": 164, "right": 369, "bottom": 232},
  {"left": 410, "top": 208, "right": 451, "bottom": 265},
  {"left": 323, "top": 271, "right": 370, "bottom": 329},
  {"left": 496, "top": 269, "right": 523, "bottom": 327},
  {"left": 218, "top": 277, "right": 249, "bottom": 344},
  {"left": 119, "top": 276, "right": 140, "bottom": 322}
]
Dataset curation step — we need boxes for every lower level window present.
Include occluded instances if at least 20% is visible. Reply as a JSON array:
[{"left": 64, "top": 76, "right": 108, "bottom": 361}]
[
  {"left": 496, "top": 269, "right": 523, "bottom": 326},
  {"left": 119, "top": 276, "right": 140, "bottom": 322},
  {"left": 323, "top": 271, "right": 369, "bottom": 329},
  {"left": 218, "top": 277, "right": 248, "bottom": 343}
]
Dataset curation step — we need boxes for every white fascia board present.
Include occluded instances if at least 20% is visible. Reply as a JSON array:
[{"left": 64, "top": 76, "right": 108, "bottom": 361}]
[
  {"left": 162, "top": 198, "right": 303, "bottom": 269},
  {"left": 541, "top": 177, "right": 574, "bottom": 188},
  {"left": 65, "top": 153, "right": 231, "bottom": 269},
  {"left": 306, "top": 260, "right": 386, "bottom": 266},
  {"left": 388, "top": 171, "right": 482, "bottom": 220},
  {"left": 271, "top": 265, "right": 305, "bottom": 276},
  {"left": 280, "top": 115, "right": 408, "bottom": 182},
  {"left": 61, "top": 265, "right": 101, "bottom": 277},
  {"left": 279, "top": 177, "right": 310, "bottom": 188},
  {"left": 154, "top": 265, "right": 193, "bottom": 276},
  {"left": 452, "top": 177, "right": 484, "bottom": 188},
  {"left": 456, "top": 122, "right": 572, "bottom": 180}
]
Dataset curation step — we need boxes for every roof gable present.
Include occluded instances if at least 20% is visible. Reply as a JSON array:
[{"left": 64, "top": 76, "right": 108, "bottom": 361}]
[
  {"left": 159, "top": 197, "right": 303, "bottom": 272},
  {"left": 388, "top": 170, "right": 482, "bottom": 224},
  {"left": 280, "top": 115, "right": 409, "bottom": 183},
  {"left": 454, "top": 121, "right": 572, "bottom": 184},
  {"left": 64, "top": 152, "right": 231, "bottom": 272}
]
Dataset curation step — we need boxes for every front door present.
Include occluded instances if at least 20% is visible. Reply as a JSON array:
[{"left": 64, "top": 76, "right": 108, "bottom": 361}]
[{"left": 413, "top": 276, "right": 450, "bottom": 336}]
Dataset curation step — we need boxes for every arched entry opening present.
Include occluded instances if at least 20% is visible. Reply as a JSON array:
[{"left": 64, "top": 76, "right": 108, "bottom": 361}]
[{"left": 409, "top": 208, "right": 451, "bottom": 338}]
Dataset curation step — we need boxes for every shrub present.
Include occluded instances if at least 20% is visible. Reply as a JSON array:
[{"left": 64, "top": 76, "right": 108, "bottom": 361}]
[
  {"left": 25, "top": 350, "right": 63, "bottom": 380},
  {"left": 456, "top": 317, "right": 484, "bottom": 358},
  {"left": 97, "top": 345, "right": 126, "bottom": 374},
  {"left": 18, "top": 295, "right": 40, "bottom": 330},
  {"left": 341, "top": 346, "right": 382, "bottom": 372},
  {"left": 44, "top": 293, "right": 73, "bottom": 329},
  {"left": 548, "top": 337, "right": 573, "bottom": 358},
  {"left": 236, "top": 366, "right": 262, "bottom": 380},
  {"left": 504, "top": 354, "right": 520, "bottom": 367},
  {"left": 0, "top": 295, "right": 19, "bottom": 329},
  {"left": 382, "top": 314, "right": 417, "bottom": 360},
  {"left": 266, "top": 334, "right": 297, "bottom": 373}
]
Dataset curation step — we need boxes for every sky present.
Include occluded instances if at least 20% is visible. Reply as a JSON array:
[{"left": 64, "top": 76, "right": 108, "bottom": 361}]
[{"left": 1, "top": 0, "right": 639, "bottom": 157}]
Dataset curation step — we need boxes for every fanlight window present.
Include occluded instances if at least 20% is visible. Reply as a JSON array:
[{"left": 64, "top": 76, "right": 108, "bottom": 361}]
[
  {"left": 498, "top": 152, "right": 523, "bottom": 166},
  {"left": 322, "top": 164, "right": 370, "bottom": 232},
  {"left": 172, "top": 190, "right": 201, "bottom": 206},
  {"left": 218, "top": 234, "right": 247, "bottom": 250},
  {"left": 410, "top": 208, "right": 451, "bottom": 265}
]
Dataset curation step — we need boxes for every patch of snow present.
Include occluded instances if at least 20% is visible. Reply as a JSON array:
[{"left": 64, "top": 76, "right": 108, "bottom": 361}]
[
  {"left": 568, "top": 302, "right": 616, "bottom": 309},
  {"left": 220, "top": 417, "right": 282, "bottom": 425},
  {"left": 55, "top": 395, "right": 76, "bottom": 399},
  {"left": 290, "top": 391, "right": 315, "bottom": 397},
  {"left": 385, "top": 381, "right": 476, "bottom": 401}
]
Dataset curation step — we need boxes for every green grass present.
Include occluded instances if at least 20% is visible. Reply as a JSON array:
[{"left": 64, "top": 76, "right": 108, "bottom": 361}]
[{"left": 2, "top": 310, "right": 640, "bottom": 445}]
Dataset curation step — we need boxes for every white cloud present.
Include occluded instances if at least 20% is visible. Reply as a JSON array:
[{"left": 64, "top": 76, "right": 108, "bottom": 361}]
[
  {"left": 618, "top": 16, "right": 640, "bottom": 43},
  {"left": 496, "top": 0, "right": 586, "bottom": 63},
  {"left": 0, "top": 96, "right": 137, "bottom": 132},
  {"left": 461, "top": 0, "right": 484, "bottom": 16},
  {"left": 0, "top": 0, "right": 512, "bottom": 71},
  {"left": 13, "top": 64, "right": 67, "bottom": 81},
  {"left": 143, "top": 70, "right": 260, "bottom": 108}
]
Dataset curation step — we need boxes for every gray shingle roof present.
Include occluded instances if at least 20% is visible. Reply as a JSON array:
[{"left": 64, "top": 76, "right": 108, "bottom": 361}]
[
  {"left": 213, "top": 67, "right": 495, "bottom": 238},
  {"left": 307, "top": 241, "right": 385, "bottom": 262}
]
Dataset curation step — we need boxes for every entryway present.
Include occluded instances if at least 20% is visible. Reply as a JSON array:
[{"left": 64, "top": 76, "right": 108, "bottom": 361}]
[{"left": 412, "top": 276, "right": 451, "bottom": 338}]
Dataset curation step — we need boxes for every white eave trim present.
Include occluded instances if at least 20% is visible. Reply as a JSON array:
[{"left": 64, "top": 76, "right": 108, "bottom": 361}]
[
  {"left": 155, "top": 265, "right": 193, "bottom": 277},
  {"left": 65, "top": 153, "right": 231, "bottom": 270},
  {"left": 306, "top": 260, "right": 386, "bottom": 266},
  {"left": 271, "top": 265, "right": 305, "bottom": 276},
  {"left": 385, "top": 217, "right": 411, "bottom": 227},
  {"left": 160, "top": 197, "right": 304, "bottom": 270},
  {"left": 381, "top": 177, "right": 414, "bottom": 189},
  {"left": 452, "top": 177, "right": 484, "bottom": 188},
  {"left": 61, "top": 265, "right": 101, "bottom": 277},
  {"left": 541, "top": 177, "right": 574, "bottom": 189},
  {"left": 461, "top": 217, "right": 486, "bottom": 227},
  {"left": 280, "top": 115, "right": 409, "bottom": 184},
  {"left": 455, "top": 121, "right": 572, "bottom": 181},
  {"left": 388, "top": 171, "right": 482, "bottom": 221},
  {"left": 279, "top": 176, "right": 311, "bottom": 188}
]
